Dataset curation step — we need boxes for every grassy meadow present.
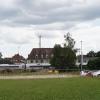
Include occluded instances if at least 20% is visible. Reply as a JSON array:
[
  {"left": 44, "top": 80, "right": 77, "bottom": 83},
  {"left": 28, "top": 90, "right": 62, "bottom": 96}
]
[{"left": 0, "top": 78, "right": 100, "bottom": 100}]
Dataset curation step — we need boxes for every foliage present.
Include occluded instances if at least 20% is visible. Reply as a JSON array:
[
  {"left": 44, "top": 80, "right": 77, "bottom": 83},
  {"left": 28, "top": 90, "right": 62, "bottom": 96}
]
[
  {"left": 87, "top": 57, "right": 100, "bottom": 70},
  {"left": 0, "top": 52, "right": 2, "bottom": 59},
  {"left": 96, "top": 51, "right": 100, "bottom": 57},
  {"left": 50, "top": 44, "right": 62, "bottom": 68},
  {"left": 86, "top": 51, "right": 100, "bottom": 57},
  {"left": 87, "top": 51, "right": 96, "bottom": 57},
  {"left": 0, "top": 78, "right": 99, "bottom": 100},
  {"left": 64, "top": 32, "right": 75, "bottom": 49},
  {"left": 50, "top": 32, "right": 76, "bottom": 69},
  {"left": 0, "top": 58, "right": 13, "bottom": 64}
]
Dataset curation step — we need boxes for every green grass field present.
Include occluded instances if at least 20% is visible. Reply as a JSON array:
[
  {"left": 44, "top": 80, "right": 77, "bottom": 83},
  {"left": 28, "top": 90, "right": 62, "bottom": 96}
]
[{"left": 0, "top": 78, "right": 100, "bottom": 100}]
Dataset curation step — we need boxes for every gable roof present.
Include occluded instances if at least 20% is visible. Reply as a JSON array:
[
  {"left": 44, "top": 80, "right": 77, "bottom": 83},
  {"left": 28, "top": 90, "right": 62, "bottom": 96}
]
[
  {"left": 12, "top": 54, "right": 25, "bottom": 60},
  {"left": 28, "top": 48, "right": 53, "bottom": 59}
]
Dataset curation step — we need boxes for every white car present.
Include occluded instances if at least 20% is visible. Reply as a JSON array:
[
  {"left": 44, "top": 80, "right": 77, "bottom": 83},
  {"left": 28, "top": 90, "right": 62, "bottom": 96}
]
[
  {"left": 80, "top": 71, "right": 89, "bottom": 76},
  {"left": 92, "top": 70, "right": 100, "bottom": 77},
  {"left": 80, "top": 70, "right": 93, "bottom": 77}
]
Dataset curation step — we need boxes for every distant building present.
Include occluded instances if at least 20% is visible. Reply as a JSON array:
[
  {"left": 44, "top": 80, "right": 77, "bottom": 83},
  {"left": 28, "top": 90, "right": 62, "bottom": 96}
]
[
  {"left": 27, "top": 48, "right": 53, "bottom": 65},
  {"left": 76, "top": 55, "right": 98, "bottom": 66},
  {"left": 11, "top": 54, "right": 25, "bottom": 64}
]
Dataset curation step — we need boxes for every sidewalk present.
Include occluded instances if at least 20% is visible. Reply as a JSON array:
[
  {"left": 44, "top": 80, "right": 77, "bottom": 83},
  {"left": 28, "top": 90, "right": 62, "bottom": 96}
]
[{"left": 0, "top": 74, "right": 79, "bottom": 79}]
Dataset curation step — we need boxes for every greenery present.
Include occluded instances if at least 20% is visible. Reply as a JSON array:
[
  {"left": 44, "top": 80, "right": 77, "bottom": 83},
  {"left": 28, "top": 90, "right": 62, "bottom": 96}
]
[
  {"left": 0, "top": 78, "right": 99, "bottom": 100},
  {"left": 96, "top": 51, "right": 100, "bottom": 57},
  {"left": 50, "top": 32, "right": 76, "bottom": 70},
  {"left": 0, "top": 58, "right": 13, "bottom": 64},
  {"left": 87, "top": 50, "right": 100, "bottom": 57},
  {"left": 87, "top": 51, "right": 96, "bottom": 57},
  {"left": 0, "top": 52, "right": 2, "bottom": 59},
  {"left": 87, "top": 57, "right": 100, "bottom": 70}
]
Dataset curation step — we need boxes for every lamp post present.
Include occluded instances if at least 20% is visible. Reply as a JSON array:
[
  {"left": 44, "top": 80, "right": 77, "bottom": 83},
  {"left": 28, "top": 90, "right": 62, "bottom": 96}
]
[
  {"left": 80, "top": 41, "right": 83, "bottom": 71},
  {"left": 39, "top": 35, "right": 42, "bottom": 67}
]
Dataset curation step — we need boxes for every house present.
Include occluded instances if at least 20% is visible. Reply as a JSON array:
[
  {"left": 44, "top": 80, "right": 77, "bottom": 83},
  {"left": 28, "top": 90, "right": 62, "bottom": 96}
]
[
  {"left": 76, "top": 55, "right": 98, "bottom": 66},
  {"left": 11, "top": 54, "right": 25, "bottom": 64},
  {"left": 27, "top": 48, "right": 53, "bottom": 67}
]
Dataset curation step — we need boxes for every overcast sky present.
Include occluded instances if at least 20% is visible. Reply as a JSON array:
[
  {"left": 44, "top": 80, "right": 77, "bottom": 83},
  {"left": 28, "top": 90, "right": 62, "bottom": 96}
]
[{"left": 0, "top": 0, "right": 100, "bottom": 58}]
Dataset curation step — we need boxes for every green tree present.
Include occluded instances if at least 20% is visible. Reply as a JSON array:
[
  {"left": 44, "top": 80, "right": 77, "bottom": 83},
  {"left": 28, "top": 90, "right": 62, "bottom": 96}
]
[
  {"left": 50, "top": 33, "right": 76, "bottom": 70},
  {"left": 87, "top": 58, "right": 100, "bottom": 70},
  {"left": 50, "top": 44, "right": 62, "bottom": 68},
  {"left": 0, "top": 52, "right": 2, "bottom": 59},
  {"left": 0, "top": 58, "right": 13, "bottom": 64},
  {"left": 87, "top": 51, "right": 96, "bottom": 57},
  {"left": 64, "top": 32, "right": 75, "bottom": 49},
  {"left": 96, "top": 51, "right": 100, "bottom": 57}
]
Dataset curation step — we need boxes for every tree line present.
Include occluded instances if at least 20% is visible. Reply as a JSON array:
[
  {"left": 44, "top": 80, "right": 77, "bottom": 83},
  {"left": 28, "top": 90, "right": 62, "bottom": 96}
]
[{"left": 87, "top": 51, "right": 100, "bottom": 70}]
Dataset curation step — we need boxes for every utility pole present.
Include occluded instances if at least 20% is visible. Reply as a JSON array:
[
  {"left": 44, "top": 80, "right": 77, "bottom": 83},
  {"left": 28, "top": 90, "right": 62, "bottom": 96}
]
[
  {"left": 80, "top": 41, "right": 83, "bottom": 71},
  {"left": 38, "top": 35, "right": 42, "bottom": 65}
]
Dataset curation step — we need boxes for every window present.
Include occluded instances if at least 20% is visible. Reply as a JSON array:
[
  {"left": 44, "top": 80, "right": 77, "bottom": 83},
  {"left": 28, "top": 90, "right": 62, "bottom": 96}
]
[
  {"left": 36, "top": 54, "right": 38, "bottom": 59},
  {"left": 31, "top": 60, "right": 33, "bottom": 63},
  {"left": 36, "top": 60, "right": 38, "bottom": 63},
  {"left": 41, "top": 59, "right": 43, "bottom": 63},
  {"left": 46, "top": 54, "right": 48, "bottom": 58}
]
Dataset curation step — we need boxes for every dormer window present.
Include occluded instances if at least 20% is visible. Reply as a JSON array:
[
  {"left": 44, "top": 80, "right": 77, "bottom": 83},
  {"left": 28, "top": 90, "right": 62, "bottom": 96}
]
[{"left": 36, "top": 54, "right": 38, "bottom": 59}]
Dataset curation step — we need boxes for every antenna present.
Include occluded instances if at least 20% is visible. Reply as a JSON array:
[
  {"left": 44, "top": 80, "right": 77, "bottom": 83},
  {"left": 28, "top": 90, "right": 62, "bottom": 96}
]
[
  {"left": 17, "top": 46, "right": 20, "bottom": 54},
  {"left": 39, "top": 35, "right": 42, "bottom": 48}
]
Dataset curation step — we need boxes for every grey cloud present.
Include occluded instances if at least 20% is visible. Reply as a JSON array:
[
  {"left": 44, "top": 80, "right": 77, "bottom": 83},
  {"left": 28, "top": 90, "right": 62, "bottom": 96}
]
[
  {"left": 0, "top": 0, "right": 100, "bottom": 30},
  {"left": 0, "top": 9, "right": 19, "bottom": 20},
  {"left": 14, "top": 0, "right": 100, "bottom": 26}
]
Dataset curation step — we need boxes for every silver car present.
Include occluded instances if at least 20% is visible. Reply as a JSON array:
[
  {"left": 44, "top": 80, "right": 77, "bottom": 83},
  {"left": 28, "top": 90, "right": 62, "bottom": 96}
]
[{"left": 92, "top": 70, "right": 100, "bottom": 77}]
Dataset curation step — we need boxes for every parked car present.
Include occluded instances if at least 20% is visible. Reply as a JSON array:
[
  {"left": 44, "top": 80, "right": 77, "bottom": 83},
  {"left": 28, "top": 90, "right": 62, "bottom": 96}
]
[
  {"left": 80, "top": 70, "right": 92, "bottom": 77},
  {"left": 92, "top": 70, "right": 100, "bottom": 77},
  {"left": 80, "top": 70, "right": 88, "bottom": 76}
]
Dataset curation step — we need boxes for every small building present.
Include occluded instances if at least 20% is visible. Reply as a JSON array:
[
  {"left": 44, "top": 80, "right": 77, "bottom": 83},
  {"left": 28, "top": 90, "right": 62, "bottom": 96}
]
[
  {"left": 27, "top": 48, "right": 53, "bottom": 66},
  {"left": 76, "top": 55, "right": 98, "bottom": 66},
  {"left": 11, "top": 54, "right": 25, "bottom": 64}
]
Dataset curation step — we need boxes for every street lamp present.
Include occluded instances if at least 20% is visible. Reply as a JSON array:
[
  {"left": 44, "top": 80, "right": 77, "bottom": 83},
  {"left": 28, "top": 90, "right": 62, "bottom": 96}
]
[{"left": 80, "top": 41, "right": 83, "bottom": 71}]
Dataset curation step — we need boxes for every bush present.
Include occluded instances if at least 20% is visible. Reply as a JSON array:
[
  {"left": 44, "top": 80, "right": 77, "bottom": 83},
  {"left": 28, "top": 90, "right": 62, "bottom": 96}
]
[{"left": 87, "top": 57, "right": 100, "bottom": 70}]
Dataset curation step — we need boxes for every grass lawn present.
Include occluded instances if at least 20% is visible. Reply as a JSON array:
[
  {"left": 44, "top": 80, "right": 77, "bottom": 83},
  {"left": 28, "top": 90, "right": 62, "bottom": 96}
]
[{"left": 0, "top": 78, "right": 100, "bottom": 100}]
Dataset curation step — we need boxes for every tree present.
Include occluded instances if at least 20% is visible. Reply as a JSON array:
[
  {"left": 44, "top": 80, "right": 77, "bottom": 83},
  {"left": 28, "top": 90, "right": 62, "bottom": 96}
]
[
  {"left": 87, "top": 51, "right": 96, "bottom": 57},
  {"left": 87, "top": 58, "right": 100, "bottom": 70},
  {"left": 63, "top": 32, "right": 76, "bottom": 68},
  {"left": 50, "top": 33, "right": 76, "bottom": 70},
  {"left": 50, "top": 44, "right": 62, "bottom": 68},
  {"left": 0, "top": 58, "right": 13, "bottom": 64},
  {"left": 61, "top": 47, "right": 76, "bottom": 68},
  {"left": 64, "top": 32, "right": 75, "bottom": 49},
  {"left": 96, "top": 51, "right": 100, "bottom": 57},
  {"left": 0, "top": 52, "right": 2, "bottom": 59}
]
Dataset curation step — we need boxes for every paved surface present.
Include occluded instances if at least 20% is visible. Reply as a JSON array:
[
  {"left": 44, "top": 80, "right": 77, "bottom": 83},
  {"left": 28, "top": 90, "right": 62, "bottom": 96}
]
[{"left": 0, "top": 74, "right": 79, "bottom": 79}]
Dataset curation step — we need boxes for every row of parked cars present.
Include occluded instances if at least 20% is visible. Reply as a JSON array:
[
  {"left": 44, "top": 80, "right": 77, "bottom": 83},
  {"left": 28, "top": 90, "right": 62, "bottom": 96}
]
[{"left": 80, "top": 70, "right": 100, "bottom": 77}]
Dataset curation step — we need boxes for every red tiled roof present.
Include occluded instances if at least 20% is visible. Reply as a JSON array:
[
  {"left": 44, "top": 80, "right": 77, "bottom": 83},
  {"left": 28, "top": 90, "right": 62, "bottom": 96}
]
[{"left": 12, "top": 54, "right": 25, "bottom": 60}]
